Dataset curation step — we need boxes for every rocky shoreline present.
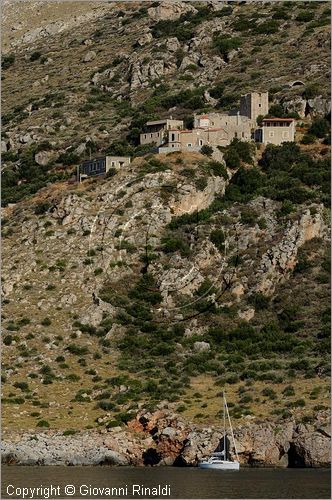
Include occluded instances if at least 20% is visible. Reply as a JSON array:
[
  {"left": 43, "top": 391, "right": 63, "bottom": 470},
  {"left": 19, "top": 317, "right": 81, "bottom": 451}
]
[{"left": 2, "top": 410, "right": 330, "bottom": 468}]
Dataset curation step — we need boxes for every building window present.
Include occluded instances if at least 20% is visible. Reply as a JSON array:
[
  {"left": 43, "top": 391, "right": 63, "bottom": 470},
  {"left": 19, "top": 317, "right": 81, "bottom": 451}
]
[
  {"left": 144, "top": 134, "right": 147, "bottom": 139},
  {"left": 171, "top": 133, "right": 175, "bottom": 142},
  {"left": 150, "top": 134, "right": 153, "bottom": 138},
  {"left": 199, "top": 139, "right": 203, "bottom": 146},
  {"left": 234, "top": 132, "right": 238, "bottom": 138},
  {"left": 282, "top": 131, "right": 289, "bottom": 138},
  {"left": 111, "top": 161, "right": 115, "bottom": 167},
  {"left": 269, "top": 131, "right": 274, "bottom": 138},
  {"left": 187, "top": 143, "right": 192, "bottom": 147},
  {"left": 242, "top": 132, "right": 244, "bottom": 138},
  {"left": 258, "top": 103, "right": 261, "bottom": 107}
]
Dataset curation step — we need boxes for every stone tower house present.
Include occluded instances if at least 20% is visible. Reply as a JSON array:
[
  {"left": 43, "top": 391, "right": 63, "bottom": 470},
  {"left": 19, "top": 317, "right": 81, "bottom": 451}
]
[{"left": 240, "top": 92, "right": 269, "bottom": 123}]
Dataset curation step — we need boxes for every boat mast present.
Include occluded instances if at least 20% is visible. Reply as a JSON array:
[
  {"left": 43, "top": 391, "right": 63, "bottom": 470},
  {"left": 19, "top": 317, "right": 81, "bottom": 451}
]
[
  {"left": 223, "top": 391, "right": 226, "bottom": 460},
  {"left": 225, "top": 394, "right": 239, "bottom": 462}
]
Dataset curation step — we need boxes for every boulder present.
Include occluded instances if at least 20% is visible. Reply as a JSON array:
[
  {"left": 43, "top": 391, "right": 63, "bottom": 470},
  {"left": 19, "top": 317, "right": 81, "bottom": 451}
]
[
  {"left": 1, "top": 140, "right": 8, "bottom": 153},
  {"left": 82, "top": 50, "right": 96, "bottom": 63},
  {"left": 162, "top": 427, "right": 177, "bottom": 439},
  {"left": 35, "top": 150, "right": 54, "bottom": 166},
  {"left": 238, "top": 308, "right": 255, "bottom": 322},
  {"left": 193, "top": 341, "right": 210, "bottom": 353},
  {"left": 166, "top": 37, "right": 180, "bottom": 52},
  {"left": 291, "top": 429, "right": 331, "bottom": 467},
  {"left": 137, "top": 32, "right": 153, "bottom": 47},
  {"left": 75, "top": 143, "right": 86, "bottom": 155},
  {"left": 147, "top": 1, "right": 197, "bottom": 21}
]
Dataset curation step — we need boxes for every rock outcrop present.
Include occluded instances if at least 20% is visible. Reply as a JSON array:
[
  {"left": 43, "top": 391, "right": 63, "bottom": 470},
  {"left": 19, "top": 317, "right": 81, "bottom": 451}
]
[
  {"left": 255, "top": 207, "right": 326, "bottom": 295},
  {"left": 2, "top": 410, "right": 330, "bottom": 467}
]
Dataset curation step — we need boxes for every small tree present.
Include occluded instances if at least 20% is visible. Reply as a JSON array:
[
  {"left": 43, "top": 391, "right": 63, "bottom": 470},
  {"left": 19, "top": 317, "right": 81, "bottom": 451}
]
[
  {"left": 256, "top": 114, "right": 265, "bottom": 127},
  {"left": 201, "top": 145, "right": 213, "bottom": 156},
  {"left": 309, "top": 118, "right": 330, "bottom": 138}
]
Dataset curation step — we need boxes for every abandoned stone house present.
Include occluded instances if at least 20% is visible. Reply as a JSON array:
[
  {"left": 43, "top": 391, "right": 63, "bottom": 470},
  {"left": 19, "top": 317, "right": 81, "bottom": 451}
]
[
  {"left": 260, "top": 118, "right": 296, "bottom": 145},
  {"left": 139, "top": 118, "right": 184, "bottom": 147},
  {"left": 141, "top": 92, "right": 295, "bottom": 153},
  {"left": 78, "top": 155, "right": 131, "bottom": 181}
]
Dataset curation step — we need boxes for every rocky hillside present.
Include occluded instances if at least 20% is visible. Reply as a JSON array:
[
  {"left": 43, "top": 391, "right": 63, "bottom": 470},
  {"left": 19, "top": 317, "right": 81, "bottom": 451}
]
[
  {"left": 1, "top": 1, "right": 331, "bottom": 205},
  {"left": 1, "top": 1, "right": 331, "bottom": 462}
]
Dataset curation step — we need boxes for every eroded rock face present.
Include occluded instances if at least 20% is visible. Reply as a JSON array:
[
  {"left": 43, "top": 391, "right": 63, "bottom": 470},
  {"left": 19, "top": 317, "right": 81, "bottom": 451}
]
[
  {"left": 307, "top": 97, "right": 331, "bottom": 117},
  {"left": 1, "top": 410, "right": 330, "bottom": 467},
  {"left": 282, "top": 96, "right": 307, "bottom": 118},
  {"left": 130, "top": 58, "right": 176, "bottom": 91},
  {"left": 170, "top": 176, "right": 226, "bottom": 216},
  {"left": 255, "top": 207, "right": 326, "bottom": 295}
]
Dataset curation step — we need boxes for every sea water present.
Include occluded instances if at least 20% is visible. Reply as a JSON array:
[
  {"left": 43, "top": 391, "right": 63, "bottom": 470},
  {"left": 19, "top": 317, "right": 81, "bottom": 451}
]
[{"left": 1, "top": 466, "right": 331, "bottom": 499}]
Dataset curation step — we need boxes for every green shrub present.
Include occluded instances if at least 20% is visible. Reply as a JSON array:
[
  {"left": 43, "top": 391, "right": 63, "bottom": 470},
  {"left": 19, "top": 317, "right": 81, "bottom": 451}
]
[
  {"left": 248, "top": 293, "right": 270, "bottom": 310},
  {"left": 30, "top": 51, "right": 42, "bottom": 61},
  {"left": 206, "top": 160, "right": 228, "bottom": 179},
  {"left": 296, "top": 11, "right": 315, "bottom": 22},
  {"left": 302, "top": 83, "right": 320, "bottom": 99},
  {"left": 176, "top": 404, "right": 186, "bottom": 413},
  {"left": 210, "top": 229, "right": 225, "bottom": 251},
  {"left": 277, "top": 200, "right": 295, "bottom": 217},
  {"left": 41, "top": 318, "right": 51, "bottom": 326},
  {"left": 57, "top": 151, "right": 80, "bottom": 166},
  {"left": 301, "top": 134, "right": 316, "bottom": 145},
  {"left": 240, "top": 208, "right": 257, "bottom": 226},
  {"left": 96, "top": 400, "right": 115, "bottom": 411},
  {"left": 3, "top": 335, "right": 13, "bottom": 346},
  {"left": 161, "top": 235, "right": 190, "bottom": 257},
  {"left": 66, "top": 374, "right": 81, "bottom": 382},
  {"left": 282, "top": 385, "right": 295, "bottom": 397},
  {"left": 2, "top": 54, "right": 15, "bottom": 70},
  {"left": 262, "top": 388, "right": 277, "bottom": 400},
  {"left": 34, "top": 202, "right": 51, "bottom": 215},
  {"left": 63, "top": 429, "right": 78, "bottom": 436},
  {"left": 209, "top": 83, "right": 225, "bottom": 99},
  {"left": 252, "top": 20, "right": 280, "bottom": 34},
  {"left": 213, "top": 35, "right": 242, "bottom": 61},
  {"left": 36, "top": 420, "right": 50, "bottom": 428},
  {"left": 13, "top": 381, "right": 29, "bottom": 392},
  {"left": 195, "top": 177, "right": 208, "bottom": 191},
  {"left": 66, "top": 344, "right": 89, "bottom": 356},
  {"left": 201, "top": 145, "right": 214, "bottom": 156},
  {"left": 309, "top": 118, "right": 330, "bottom": 139},
  {"left": 272, "top": 9, "right": 290, "bottom": 20}
]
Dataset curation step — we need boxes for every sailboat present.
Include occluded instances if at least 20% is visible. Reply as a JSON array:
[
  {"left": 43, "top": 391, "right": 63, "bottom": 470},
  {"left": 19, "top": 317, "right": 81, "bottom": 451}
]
[{"left": 198, "top": 391, "right": 240, "bottom": 470}]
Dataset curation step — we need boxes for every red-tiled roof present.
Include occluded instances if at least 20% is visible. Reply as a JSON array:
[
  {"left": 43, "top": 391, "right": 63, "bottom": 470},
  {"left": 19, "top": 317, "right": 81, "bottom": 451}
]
[
  {"left": 199, "top": 115, "right": 209, "bottom": 119},
  {"left": 262, "top": 118, "right": 294, "bottom": 122}
]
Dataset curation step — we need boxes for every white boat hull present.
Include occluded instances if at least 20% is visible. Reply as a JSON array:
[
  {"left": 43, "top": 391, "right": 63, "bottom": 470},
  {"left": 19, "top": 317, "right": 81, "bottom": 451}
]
[{"left": 199, "top": 460, "right": 240, "bottom": 471}]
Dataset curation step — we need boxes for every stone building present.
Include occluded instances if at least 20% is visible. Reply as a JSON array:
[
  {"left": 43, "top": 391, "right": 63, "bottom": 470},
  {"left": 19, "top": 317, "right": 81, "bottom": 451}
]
[
  {"left": 159, "top": 127, "right": 229, "bottom": 153},
  {"left": 78, "top": 155, "right": 131, "bottom": 181},
  {"left": 194, "top": 112, "right": 254, "bottom": 142},
  {"left": 260, "top": 118, "right": 295, "bottom": 145},
  {"left": 140, "top": 91, "right": 295, "bottom": 153},
  {"left": 240, "top": 92, "right": 269, "bottom": 123},
  {"left": 139, "top": 118, "right": 184, "bottom": 147}
]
